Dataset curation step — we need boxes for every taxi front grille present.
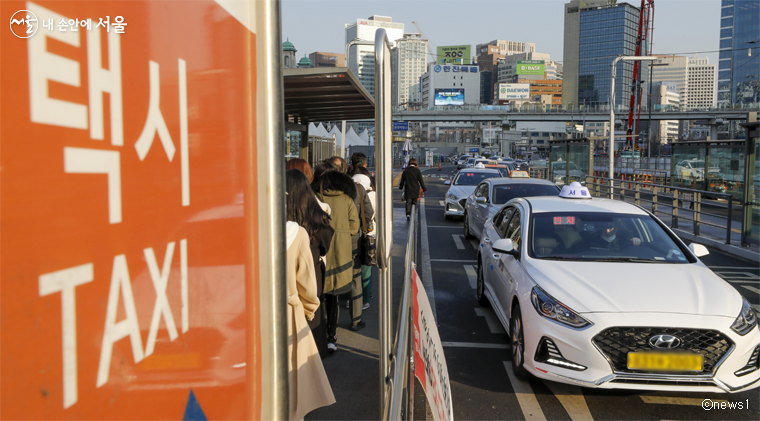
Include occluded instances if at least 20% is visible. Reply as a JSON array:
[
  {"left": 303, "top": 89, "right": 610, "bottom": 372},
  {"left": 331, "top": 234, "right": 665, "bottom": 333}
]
[{"left": 592, "top": 327, "right": 733, "bottom": 375}]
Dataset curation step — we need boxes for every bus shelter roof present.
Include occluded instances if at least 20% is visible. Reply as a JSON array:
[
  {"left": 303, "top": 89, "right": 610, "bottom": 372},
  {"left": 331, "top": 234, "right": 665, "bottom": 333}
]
[{"left": 284, "top": 67, "right": 375, "bottom": 122}]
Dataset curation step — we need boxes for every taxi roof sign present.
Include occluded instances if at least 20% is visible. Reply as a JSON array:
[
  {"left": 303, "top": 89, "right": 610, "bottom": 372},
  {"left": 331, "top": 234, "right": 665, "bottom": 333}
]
[
  {"left": 510, "top": 170, "right": 530, "bottom": 178},
  {"left": 559, "top": 182, "right": 592, "bottom": 199}
]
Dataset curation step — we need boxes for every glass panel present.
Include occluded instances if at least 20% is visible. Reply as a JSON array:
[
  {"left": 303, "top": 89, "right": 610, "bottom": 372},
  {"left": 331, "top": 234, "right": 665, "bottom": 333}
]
[
  {"left": 707, "top": 146, "right": 744, "bottom": 201},
  {"left": 285, "top": 129, "right": 302, "bottom": 158},
  {"left": 671, "top": 146, "right": 706, "bottom": 190},
  {"left": 568, "top": 143, "right": 590, "bottom": 185},
  {"left": 751, "top": 138, "right": 759, "bottom": 244},
  {"left": 550, "top": 143, "right": 568, "bottom": 186}
]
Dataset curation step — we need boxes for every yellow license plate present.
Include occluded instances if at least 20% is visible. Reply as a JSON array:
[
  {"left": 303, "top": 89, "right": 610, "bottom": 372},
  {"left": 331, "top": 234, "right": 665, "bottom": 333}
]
[{"left": 627, "top": 352, "right": 704, "bottom": 372}]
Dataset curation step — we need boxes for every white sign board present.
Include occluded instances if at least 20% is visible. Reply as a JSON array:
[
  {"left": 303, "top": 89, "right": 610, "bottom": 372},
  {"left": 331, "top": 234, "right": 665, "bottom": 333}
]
[
  {"left": 498, "top": 83, "right": 530, "bottom": 100},
  {"left": 426, "top": 151, "right": 434, "bottom": 167},
  {"left": 413, "top": 269, "right": 453, "bottom": 421}
]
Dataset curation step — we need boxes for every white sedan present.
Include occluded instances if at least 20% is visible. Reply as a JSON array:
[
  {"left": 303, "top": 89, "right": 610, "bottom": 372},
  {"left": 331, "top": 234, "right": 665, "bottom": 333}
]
[
  {"left": 443, "top": 168, "right": 501, "bottom": 220},
  {"left": 477, "top": 182, "right": 760, "bottom": 393}
]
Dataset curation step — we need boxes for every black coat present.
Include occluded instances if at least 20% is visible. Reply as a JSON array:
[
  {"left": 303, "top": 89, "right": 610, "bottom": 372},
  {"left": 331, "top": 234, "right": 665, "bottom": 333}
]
[
  {"left": 399, "top": 165, "right": 426, "bottom": 200},
  {"left": 308, "top": 223, "right": 334, "bottom": 359}
]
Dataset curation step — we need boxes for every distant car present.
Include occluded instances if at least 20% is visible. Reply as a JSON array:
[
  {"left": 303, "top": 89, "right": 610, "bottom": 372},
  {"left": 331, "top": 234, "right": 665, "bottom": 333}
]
[
  {"left": 463, "top": 178, "right": 559, "bottom": 240},
  {"left": 484, "top": 163, "right": 514, "bottom": 177},
  {"left": 551, "top": 161, "right": 585, "bottom": 185},
  {"left": 675, "top": 159, "right": 722, "bottom": 181},
  {"left": 476, "top": 182, "right": 760, "bottom": 393},
  {"left": 443, "top": 168, "right": 501, "bottom": 219},
  {"left": 465, "top": 158, "right": 477, "bottom": 168}
]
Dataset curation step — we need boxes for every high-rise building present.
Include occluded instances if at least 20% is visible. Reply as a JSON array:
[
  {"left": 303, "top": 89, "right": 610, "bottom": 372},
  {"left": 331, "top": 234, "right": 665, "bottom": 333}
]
[
  {"left": 647, "top": 55, "right": 688, "bottom": 107},
  {"left": 687, "top": 57, "right": 716, "bottom": 109},
  {"left": 308, "top": 52, "right": 345, "bottom": 68},
  {"left": 652, "top": 82, "right": 680, "bottom": 142},
  {"left": 392, "top": 33, "right": 428, "bottom": 107},
  {"left": 476, "top": 45, "right": 505, "bottom": 104},
  {"left": 496, "top": 52, "right": 552, "bottom": 83},
  {"left": 475, "top": 40, "right": 531, "bottom": 56},
  {"left": 345, "top": 15, "right": 404, "bottom": 97},
  {"left": 420, "top": 63, "right": 480, "bottom": 108},
  {"left": 717, "top": 0, "right": 760, "bottom": 106},
  {"left": 562, "top": 0, "right": 639, "bottom": 108}
]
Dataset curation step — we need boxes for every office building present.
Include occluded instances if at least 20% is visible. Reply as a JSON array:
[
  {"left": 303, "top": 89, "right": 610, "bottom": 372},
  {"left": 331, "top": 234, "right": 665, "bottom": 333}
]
[
  {"left": 475, "top": 40, "right": 532, "bottom": 56},
  {"left": 717, "top": 0, "right": 760, "bottom": 105},
  {"left": 392, "top": 33, "right": 428, "bottom": 107},
  {"left": 420, "top": 62, "right": 480, "bottom": 108},
  {"left": 652, "top": 82, "right": 680, "bottom": 142},
  {"left": 476, "top": 45, "right": 505, "bottom": 104},
  {"left": 687, "top": 57, "right": 716, "bottom": 109},
  {"left": 345, "top": 15, "right": 404, "bottom": 97},
  {"left": 496, "top": 52, "right": 552, "bottom": 83},
  {"left": 563, "top": 0, "right": 639, "bottom": 108},
  {"left": 308, "top": 52, "right": 345, "bottom": 68},
  {"left": 646, "top": 55, "right": 688, "bottom": 107}
]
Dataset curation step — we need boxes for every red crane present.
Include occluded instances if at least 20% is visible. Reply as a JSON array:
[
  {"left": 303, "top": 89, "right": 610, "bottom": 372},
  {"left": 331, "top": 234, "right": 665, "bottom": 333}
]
[{"left": 625, "top": 0, "right": 655, "bottom": 150}]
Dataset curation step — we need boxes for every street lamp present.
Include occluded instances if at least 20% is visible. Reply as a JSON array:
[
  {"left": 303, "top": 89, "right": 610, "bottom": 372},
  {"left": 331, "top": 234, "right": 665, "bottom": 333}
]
[{"left": 609, "top": 55, "right": 657, "bottom": 181}]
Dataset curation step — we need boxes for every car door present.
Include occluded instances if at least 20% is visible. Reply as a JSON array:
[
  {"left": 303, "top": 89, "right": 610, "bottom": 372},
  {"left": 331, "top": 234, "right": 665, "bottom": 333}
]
[
  {"left": 492, "top": 206, "right": 523, "bottom": 313},
  {"left": 482, "top": 206, "right": 514, "bottom": 320},
  {"left": 472, "top": 182, "right": 489, "bottom": 238}
]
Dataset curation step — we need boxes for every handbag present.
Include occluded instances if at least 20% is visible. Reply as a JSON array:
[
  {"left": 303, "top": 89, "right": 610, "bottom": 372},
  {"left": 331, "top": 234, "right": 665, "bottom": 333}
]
[{"left": 357, "top": 184, "right": 377, "bottom": 266}]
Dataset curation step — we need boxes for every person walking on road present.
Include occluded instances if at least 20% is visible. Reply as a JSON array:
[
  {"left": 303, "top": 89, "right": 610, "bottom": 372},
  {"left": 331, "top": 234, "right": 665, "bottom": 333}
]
[
  {"left": 399, "top": 158, "right": 426, "bottom": 220},
  {"left": 284, "top": 219, "right": 336, "bottom": 419}
]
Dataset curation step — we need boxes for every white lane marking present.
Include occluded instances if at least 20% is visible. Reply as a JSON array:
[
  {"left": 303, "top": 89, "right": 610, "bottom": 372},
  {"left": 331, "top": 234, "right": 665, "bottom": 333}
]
[
  {"left": 439, "top": 200, "right": 445, "bottom": 206},
  {"left": 429, "top": 259, "right": 478, "bottom": 263},
  {"left": 464, "top": 265, "right": 477, "bottom": 289},
  {"left": 503, "top": 361, "right": 547, "bottom": 421},
  {"left": 442, "top": 341, "right": 509, "bottom": 349},
  {"left": 543, "top": 381, "right": 593, "bottom": 421},
  {"left": 640, "top": 396, "right": 728, "bottom": 406},
  {"left": 475, "top": 308, "right": 506, "bottom": 334},
  {"left": 715, "top": 271, "right": 760, "bottom": 280},
  {"left": 469, "top": 239, "right": 479, "bottom": 250},
  {"left": 452, "top": 234, "right": 465, "bottom": 250},
  {"left": 420, "top": 198, "right": 437, "bottom": 319},
  {"left": 741, "top": 285, "right": 760, "bottom": 294}
]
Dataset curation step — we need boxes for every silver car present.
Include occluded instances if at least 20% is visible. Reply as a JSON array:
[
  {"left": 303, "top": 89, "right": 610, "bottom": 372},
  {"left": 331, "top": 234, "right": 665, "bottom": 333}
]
[
  {"left": 444, "top": 168, "right": 501, "bottom": 219},
  {"left": 463, "top": 178, "right": 560, "bottom": 239}
]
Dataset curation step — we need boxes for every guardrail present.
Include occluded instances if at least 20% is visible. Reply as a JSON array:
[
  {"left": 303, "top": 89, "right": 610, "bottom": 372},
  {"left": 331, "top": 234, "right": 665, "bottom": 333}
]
[
  {"left": 585, "top": 176, "right": 735, "bottom": 245},
  {"left": 383, "top": 204, "right": 416, "bottom": 421}
]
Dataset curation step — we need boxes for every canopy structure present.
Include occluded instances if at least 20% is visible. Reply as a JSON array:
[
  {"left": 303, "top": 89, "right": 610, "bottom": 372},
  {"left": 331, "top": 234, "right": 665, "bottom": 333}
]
[{"left": 284, "top": 68, "right": 375, "bottom": 122}]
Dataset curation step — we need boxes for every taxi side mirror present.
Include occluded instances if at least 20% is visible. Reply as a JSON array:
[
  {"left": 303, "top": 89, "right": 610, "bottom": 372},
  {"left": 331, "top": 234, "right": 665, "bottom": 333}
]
[
  {"left": 476, "top": 197, "right": 487, "bottom": 204},
  {"left": 444, "top": 179, "right": 451, "bottom": 185},
  {"left": 493, "top": 238, "right": 519, "bottom": 257},
  {"left": 688, "top": 243, "right": 709, "bottom": 257}
]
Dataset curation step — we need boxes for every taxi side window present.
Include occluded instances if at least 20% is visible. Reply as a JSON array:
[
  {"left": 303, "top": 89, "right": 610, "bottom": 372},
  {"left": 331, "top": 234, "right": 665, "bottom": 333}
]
[
  {"left": 496, "top": 206, "right": 514, "bottom": 237},
  {"left": 475, "top": 184, "right": 486, "bottom": 198},
  {"left": 504, "top": 210, "right": 522, "bottom": 248}
]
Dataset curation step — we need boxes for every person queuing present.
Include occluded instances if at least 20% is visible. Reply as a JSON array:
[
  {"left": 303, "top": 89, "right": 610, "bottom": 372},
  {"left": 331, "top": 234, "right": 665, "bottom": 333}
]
[
  {"left": 327, "top": 156, "right": 371, "bottom": 332},
  {"left": 351, "top": 160, "right": 375, "bottom": 311},
  {"left": 399, "top": 158, "right": 426, "bottom": 220},
  {"left": 286, "top": 169, "right": 334, "bottom": 359},
  {"left": 288, "top": 158, "right": 331, "bottom": 216},
  {"left": 312, "top": 162, "right": 359, "bottom": 352},
  {"left": 284, "top": 203, "right": 335, "bottom": 419}
]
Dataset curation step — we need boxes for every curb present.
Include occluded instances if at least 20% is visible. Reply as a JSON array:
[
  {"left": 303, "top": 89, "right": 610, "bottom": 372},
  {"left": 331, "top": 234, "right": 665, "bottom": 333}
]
[{"left": 672, "top": 228, "right": 759, "bottom": 263}]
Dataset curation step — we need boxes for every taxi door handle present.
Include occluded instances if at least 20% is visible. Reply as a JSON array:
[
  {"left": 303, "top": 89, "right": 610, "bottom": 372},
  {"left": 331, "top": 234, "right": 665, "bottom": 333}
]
[
  {"left": 484, "top": 236, "right": 491, "bottom": 243},
  {"left": 493, "top": 253, "right": 501, "bottom": 259}
]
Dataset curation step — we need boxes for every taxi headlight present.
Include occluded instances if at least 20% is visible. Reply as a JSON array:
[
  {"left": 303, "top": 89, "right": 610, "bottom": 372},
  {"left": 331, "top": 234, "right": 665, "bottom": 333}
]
[
  {"left": 731, "top": 297, "right": 757, "bottom": 336},
  {"left": 531, "top": 286, "right": 592, "bottom": 329},
  {"left": 446, "top": 192, "right": 459, "bottom": 201}
]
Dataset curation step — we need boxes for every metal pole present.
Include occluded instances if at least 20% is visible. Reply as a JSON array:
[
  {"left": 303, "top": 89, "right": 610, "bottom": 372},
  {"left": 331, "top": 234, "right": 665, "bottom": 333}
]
[
  {"left": 609, "top": 56, "right": 620, "bottom": 182},
  {"left": 374, "top": 28, "right": 393, "bottom": 414}
]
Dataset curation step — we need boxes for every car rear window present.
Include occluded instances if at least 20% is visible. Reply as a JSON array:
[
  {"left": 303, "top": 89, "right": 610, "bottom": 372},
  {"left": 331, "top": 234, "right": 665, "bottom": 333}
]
[{"left": 454, "top": 171, "right": 500, "bottom": 186}]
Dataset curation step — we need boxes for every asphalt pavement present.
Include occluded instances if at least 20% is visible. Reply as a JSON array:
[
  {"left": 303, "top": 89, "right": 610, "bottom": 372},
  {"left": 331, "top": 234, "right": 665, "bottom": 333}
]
[{"left": 308, "top": 164, "right": 760, "bottom": 421}]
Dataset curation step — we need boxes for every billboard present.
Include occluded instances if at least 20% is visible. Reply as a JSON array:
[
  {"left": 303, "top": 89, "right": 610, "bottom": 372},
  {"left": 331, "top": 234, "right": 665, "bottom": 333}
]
[
  {"left": 437, "top": 45, "right": 471, "bottom": 65},
  {"left": 434, "top": 89, "right": 465, "bottom": 106},
  {"left": 516, "top": 60, "right": 545, "bottom": 75},
  {"left": 498, "top": 83, "right": 531, "bottom": 100}
]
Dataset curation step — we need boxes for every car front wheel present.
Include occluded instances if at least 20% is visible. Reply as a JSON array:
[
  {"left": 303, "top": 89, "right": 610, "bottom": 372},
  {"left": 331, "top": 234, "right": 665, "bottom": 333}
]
[
  {"left": 464, "top": 212, "right": 474, "bottom": 239},
  {"left": 510, "top": 304, "right": 529, "bottom": 380}
]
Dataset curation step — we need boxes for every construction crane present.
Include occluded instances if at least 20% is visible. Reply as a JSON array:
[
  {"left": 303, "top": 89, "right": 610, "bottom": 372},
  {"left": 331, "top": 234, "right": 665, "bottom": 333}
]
[
  {"left": 412, "top": 21, "right": 437, "bottom": 60},
  {"left": 625, "top": 0, "right": 655, "bottom": 149}
]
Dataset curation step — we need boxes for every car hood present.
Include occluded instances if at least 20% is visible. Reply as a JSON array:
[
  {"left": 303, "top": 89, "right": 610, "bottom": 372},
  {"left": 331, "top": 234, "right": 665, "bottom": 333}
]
[
  {"left": 524, "top": 259, "right": 741, "bottom": 317},
  {"left": 446, "top": 185, "right": 476, "bottom": 199}
]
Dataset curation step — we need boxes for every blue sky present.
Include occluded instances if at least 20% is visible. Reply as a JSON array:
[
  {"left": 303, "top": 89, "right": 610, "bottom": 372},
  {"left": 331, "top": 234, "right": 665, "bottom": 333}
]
[{"left": 282, "top": 0, "right": 721, "bottom": 66}]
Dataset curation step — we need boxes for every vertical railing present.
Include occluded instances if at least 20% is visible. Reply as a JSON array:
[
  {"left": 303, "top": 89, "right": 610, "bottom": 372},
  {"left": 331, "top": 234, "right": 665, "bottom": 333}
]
[
  {"left": 384, "top": 205, "right": 417, "bottom": 421},
  {"left": 374, "top": 28, "right": 394, "bottom": 415}
]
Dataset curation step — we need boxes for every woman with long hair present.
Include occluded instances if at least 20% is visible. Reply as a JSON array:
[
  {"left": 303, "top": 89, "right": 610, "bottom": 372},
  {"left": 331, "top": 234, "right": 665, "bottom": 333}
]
[{"left": 286, "top": 169, "right": 334, "bottom": 359}]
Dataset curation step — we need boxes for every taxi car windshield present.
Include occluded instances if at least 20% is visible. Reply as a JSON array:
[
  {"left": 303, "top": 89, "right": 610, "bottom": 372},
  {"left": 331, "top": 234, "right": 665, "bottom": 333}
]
[
  {"left": 493, "top": 184, "right": 560, "bottom": 204},
  {"left": 453, "top": 171, "right": 499, "bottom": 186},
  {"left": 529, "top": 212, "right": 693, "bottom": 263}
]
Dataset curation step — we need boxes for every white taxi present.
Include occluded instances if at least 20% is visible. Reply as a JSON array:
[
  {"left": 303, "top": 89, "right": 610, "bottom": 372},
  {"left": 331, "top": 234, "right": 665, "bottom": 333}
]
[
  {"left": 477, "top": 182, "right": 760, "bottom": 393},
  {"left": 443, "top": 167, "right": 501, "bottom": 220}
]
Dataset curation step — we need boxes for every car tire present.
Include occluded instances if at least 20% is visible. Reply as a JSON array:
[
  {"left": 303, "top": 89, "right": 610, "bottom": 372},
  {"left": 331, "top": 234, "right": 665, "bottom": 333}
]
[
  {"left": 463, "top": 212, "right": 474, "bottom": 239},
  {"left": 510, "top": 304, "right": 529, "bottom": 380},
  {"left": 476, "top": 258, "right": 490, "bottom": 307}
]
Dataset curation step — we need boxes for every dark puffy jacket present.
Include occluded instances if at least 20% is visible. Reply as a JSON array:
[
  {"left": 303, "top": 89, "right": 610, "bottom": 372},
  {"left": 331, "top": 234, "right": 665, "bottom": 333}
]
[{"left": 399, "top": 165, "right": 426, "bottom": 200}]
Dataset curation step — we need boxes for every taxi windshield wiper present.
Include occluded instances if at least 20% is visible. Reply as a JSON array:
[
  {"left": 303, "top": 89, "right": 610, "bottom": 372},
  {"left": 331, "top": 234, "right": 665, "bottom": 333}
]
[
  {"left": 539, "top": 256, "right": 576, "bottom": 261},
  {"left": 591, "top": 257, "right": 665, "bottom": 263}
]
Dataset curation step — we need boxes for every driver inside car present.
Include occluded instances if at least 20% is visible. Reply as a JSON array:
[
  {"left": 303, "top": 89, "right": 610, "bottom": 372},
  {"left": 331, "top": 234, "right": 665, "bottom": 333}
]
[{"left": 570, "top": 220, "right": 641, "bottom": 252}]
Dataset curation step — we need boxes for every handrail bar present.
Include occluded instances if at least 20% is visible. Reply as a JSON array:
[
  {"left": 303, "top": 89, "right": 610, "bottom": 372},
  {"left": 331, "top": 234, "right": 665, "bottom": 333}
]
[{"left": 384, "top": 204, "right": 416, "bottom": 421}]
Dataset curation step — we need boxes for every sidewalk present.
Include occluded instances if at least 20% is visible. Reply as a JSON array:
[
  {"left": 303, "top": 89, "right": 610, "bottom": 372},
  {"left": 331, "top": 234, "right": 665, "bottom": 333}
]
[{"left": 306, "top": 197, "right": 411, "bottom": 420}]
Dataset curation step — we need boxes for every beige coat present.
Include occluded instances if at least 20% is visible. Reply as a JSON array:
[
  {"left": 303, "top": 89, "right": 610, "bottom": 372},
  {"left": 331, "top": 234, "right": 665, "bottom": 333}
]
[{"left": 286, "top": 222, "right": 336, "bottom": 419}]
